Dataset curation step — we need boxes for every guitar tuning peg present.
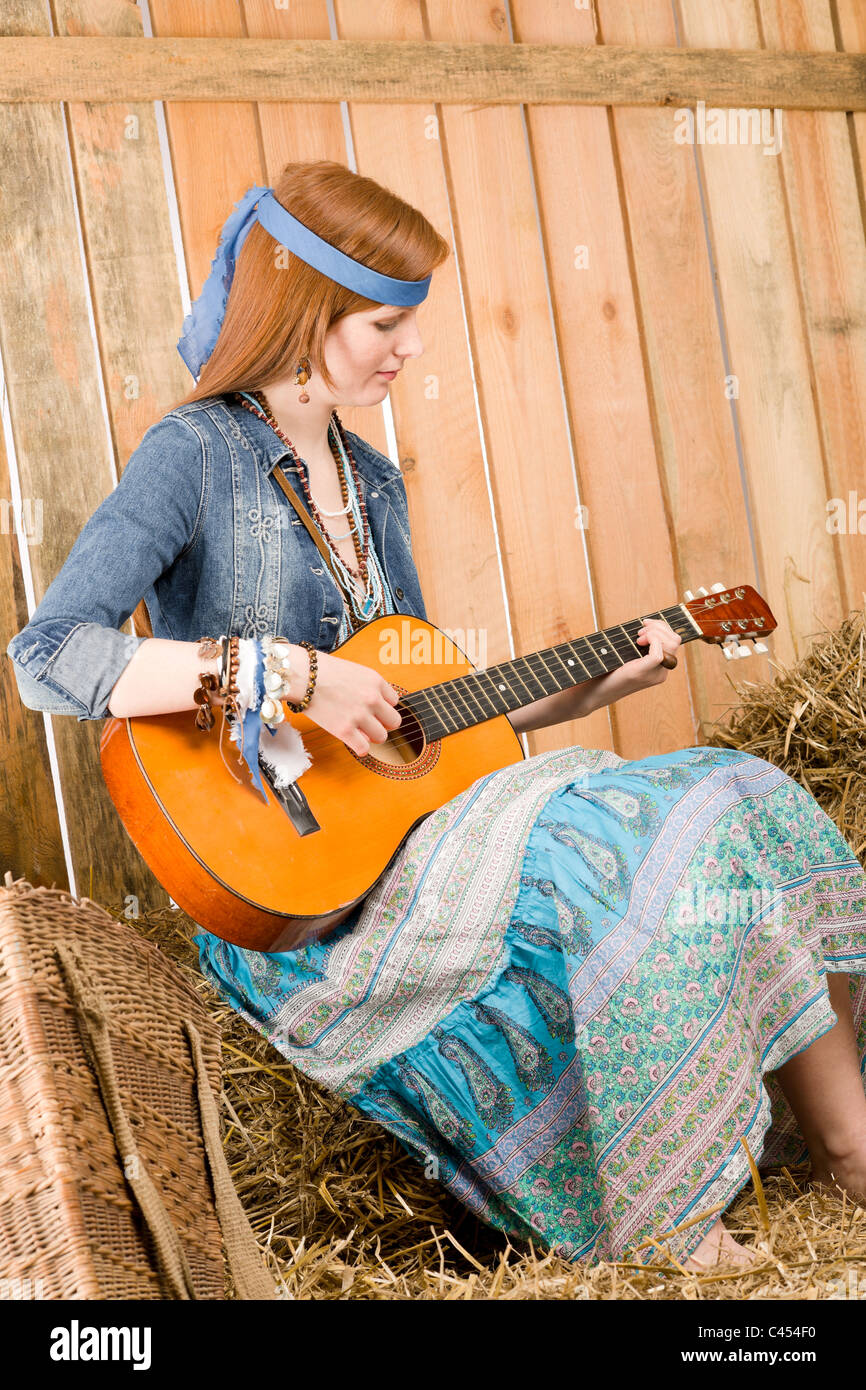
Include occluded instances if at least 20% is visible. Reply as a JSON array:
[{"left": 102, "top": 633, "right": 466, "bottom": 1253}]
[
  {"left": 753, "top": 641, "right": 768, "bottom": 653},
  {"left": 684, "top": 590, "right": 695, "bottom": 602},
  {"left": 722, "top": 635, "right": 745, "bottom": 659},
  {"left": 710, "top": 582, "right": 726, "bottom": 593},
  {"left": 736, "top": 644, "right": 751, "bottom": 658},
  {"left": 697, "top": 587, "right": 709, "bottom": 597}
]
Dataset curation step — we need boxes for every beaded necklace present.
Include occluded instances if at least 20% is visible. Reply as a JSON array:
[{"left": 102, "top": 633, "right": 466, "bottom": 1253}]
[{"left": 234, "top": 390, "right": 393, "bottom": 633}]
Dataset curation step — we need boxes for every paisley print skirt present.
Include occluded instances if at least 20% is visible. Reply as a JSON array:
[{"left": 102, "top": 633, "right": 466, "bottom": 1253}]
[{"left": 193, "top": 744, "right": 866, "bottom": 1267}]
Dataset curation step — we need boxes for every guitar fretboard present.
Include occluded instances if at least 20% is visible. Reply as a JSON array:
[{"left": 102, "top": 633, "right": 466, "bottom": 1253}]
[{"left": 401, "top": 604, "right": 697, "bottom": 742}]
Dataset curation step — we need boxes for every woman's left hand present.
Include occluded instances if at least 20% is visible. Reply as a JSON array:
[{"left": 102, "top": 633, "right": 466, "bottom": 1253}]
[
  {"left": 576, "top": 616, "right": 682, "bottom": 714},
  {"left": 559, "top": 616, "right": 684, "bottom": 724},
  {"left": 631, "top": 616, "right": 683, "bottom": 687}
]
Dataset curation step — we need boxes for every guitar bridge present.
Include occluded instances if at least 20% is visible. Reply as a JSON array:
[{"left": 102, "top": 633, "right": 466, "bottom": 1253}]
[{"left": 258, "top": 756, "right": 320, "bottom": 836}]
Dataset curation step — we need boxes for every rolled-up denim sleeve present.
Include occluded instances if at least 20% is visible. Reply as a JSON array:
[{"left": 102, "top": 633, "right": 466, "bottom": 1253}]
[{"left": 6, "top": 413, "right": 204, "bottom": 721}]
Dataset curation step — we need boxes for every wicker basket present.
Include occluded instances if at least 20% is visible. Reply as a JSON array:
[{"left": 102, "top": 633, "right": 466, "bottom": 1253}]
[{"left": 0, "top": 874, "right": 276, "bottom": 1300}]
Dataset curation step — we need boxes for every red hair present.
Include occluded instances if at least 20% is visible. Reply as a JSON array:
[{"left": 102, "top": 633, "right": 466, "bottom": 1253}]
[{"left": 171, "top": 160, "right": 450, "bottom": 409}]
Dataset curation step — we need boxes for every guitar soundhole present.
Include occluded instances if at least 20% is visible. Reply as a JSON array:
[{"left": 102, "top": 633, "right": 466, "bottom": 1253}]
[
  {"left": 356, "top": 690, "right": 442, "bottom": 780},
  {"left": 373, "top": 700, "right": 426, "bottom": 766}
]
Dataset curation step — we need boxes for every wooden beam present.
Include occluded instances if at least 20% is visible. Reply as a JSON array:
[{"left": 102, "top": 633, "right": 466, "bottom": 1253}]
[{"left": 0, "top": 38, "right": 863, "bottom": 110}]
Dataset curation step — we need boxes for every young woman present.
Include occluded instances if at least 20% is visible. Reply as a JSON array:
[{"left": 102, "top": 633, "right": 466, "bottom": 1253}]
[{"left": 9, "top": 161, "right": 866, "bottom": 1274}]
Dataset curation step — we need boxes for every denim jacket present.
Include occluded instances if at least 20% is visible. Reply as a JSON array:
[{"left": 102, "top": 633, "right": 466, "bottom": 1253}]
[{"left": 6, "top": 394, "right": 427, "bottom": 721}]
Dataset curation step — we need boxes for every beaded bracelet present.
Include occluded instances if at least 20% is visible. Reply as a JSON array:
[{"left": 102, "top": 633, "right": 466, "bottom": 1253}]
[
  {"left": 286, "top": 640, "right": 318, "bottom": 713},
  {"left": 224, "top": 635, "right": 240, "bottom": 721}
]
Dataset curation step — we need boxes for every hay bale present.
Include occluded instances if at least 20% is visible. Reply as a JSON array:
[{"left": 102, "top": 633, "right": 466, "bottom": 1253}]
[{"left": 703, "top": 601, "right": 866, "bottom": 861}]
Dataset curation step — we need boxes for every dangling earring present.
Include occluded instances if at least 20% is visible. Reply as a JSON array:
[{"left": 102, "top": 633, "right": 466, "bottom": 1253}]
[{"left": 295, "top": 354, "right": 312, "bottom": 404}]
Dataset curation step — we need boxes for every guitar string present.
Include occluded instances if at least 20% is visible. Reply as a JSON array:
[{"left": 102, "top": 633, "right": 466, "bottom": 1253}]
[
  {"left": 363, "top": 597, "right": 743, "bottom": 745},
  {"left": 405, "top": 609, "right": 690, "bottom": 732},
  {"left": 374, "top": 600, "right": 743, "bottom": 742},
  {"left": 389, "top": 618, "right": 660, "bottom": 742}
]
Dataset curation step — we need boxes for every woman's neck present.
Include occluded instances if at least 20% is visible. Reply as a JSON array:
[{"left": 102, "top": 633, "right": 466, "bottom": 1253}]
[{"left": 254, "top": 382, "right": 335, "bottom": 464}]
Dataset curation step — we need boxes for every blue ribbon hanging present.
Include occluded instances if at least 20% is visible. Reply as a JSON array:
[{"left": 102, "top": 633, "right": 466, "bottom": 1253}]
[
  {"left": 234, "top": 640, "right": 270, "bottom": 805},
  {"left": 176, "top": 185, "right": 272, "bottom": 381}
]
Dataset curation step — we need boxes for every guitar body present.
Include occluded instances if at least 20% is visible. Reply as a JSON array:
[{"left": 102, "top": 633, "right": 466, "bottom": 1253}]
[{"left": 100, "top": 615, "right": 525, "bottom": 952}]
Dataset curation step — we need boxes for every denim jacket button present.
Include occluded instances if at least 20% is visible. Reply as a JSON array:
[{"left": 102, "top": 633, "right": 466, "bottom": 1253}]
[
  {"left": 311, "top": 565, "right": 323, "bottom": 575},
  {"left": 395, "top": 586, "right": 404, "bottom": 600},
  {"left": 370, "top": 490, "right": 378, "bottom": 498}
]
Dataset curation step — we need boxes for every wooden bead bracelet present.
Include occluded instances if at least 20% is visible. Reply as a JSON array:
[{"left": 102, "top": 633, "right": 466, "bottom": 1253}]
[{"left": 286, "top": 640, "right": 318, "bottom": 713}]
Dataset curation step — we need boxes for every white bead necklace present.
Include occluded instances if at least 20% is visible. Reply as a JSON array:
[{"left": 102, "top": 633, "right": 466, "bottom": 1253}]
[{"left": 310, "top": 491, "right": 353, "bottom": 518}]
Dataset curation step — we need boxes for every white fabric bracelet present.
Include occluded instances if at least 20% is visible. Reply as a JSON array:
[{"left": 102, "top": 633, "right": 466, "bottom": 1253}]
[
  {"left": 258, "top": 719, "right": 313, "bottom": 790},
  {"left": 226, "top": 636, "right": 312, "bottom": 791},
  {"left": 234, "top": 636, "right": 259, "bottom": 715}
]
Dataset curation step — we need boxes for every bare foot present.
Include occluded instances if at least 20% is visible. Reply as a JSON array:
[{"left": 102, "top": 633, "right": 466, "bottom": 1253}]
[
  {"left": 682, "top": 1217, "right": 759, "bottom": 1273},
  {"left": 808, "top": 1153, "right": 866, "bottom": 1207}
]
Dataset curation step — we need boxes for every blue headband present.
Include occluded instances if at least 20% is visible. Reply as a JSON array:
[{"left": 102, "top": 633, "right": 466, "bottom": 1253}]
[{"left": 177, "top": 184, "right": 432, "bottom": 380}]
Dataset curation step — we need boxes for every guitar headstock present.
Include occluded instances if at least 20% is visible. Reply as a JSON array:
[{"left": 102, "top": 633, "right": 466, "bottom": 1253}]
[{"left": 683, "top": 582, "right": 777, "bottom": 660}]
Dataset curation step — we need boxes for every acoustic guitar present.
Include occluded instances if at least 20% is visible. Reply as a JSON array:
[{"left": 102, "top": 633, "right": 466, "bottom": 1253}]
[{"left": 100, "top": 582, "right": 776, "bottom": 952}]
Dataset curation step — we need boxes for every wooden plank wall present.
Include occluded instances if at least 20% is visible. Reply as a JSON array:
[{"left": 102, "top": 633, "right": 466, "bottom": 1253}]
[
  {"left": 1, "top": 0, "right": 864, "bottom": 907},
  {"left": 0, "top": 0, "right": 162, "bottom": 908}
]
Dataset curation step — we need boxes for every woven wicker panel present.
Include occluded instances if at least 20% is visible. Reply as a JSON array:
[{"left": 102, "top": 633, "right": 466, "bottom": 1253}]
[{"left": 0, "top": 876, "right": 226, "bottom": 1299}]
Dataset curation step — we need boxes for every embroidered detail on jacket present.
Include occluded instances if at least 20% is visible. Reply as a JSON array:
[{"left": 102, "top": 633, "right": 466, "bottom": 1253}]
[
  {"left": 241, "top": 602, "right": 270, "bottom": 637},
  {"left": 247, "top": 507, "right": 277, "bottom": 543}
]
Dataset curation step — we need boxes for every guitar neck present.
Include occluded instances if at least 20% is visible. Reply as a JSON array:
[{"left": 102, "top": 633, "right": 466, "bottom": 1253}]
[{"left": 402, "top": 602, "right": 699, "bottom": 741}]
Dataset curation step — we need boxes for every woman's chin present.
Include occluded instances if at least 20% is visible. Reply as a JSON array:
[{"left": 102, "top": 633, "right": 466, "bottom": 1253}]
[
  {"left": 332, "top": 391, "right": 382, "bottom": 409},
  {"left": 333, "top": 379, "right": 393, "bottom": 408}
]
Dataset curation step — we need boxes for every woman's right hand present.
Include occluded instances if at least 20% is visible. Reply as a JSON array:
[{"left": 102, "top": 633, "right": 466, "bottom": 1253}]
[{"left": 291, "top": 647, "right": 402, "bottom": 757}]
